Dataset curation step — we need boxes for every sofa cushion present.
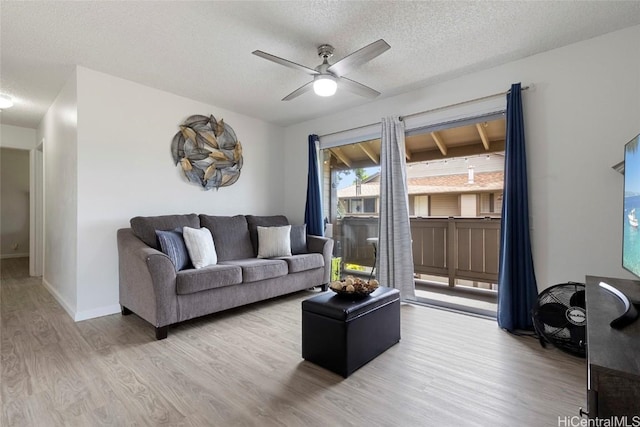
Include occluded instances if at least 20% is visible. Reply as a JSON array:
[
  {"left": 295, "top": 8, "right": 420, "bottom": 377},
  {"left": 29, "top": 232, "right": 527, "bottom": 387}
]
[
  {"left": 131, "top": 214, "right": 200, "bottom": 250},
  {"left": 290, "top": 224, "right": 307, "bottom": 255},
  {"left": 200, "top": 215, "right": 254, "bottom": 261},
  {"left": 246, "top": 215, "right": 289, "bottom": 256},
  {"left": 220, "top": 258, "right": 288, "bottom": 283},
  {"left": 156, "top": 229, "right": 191, "bottom": 271},
  {"left": 257, "top": 225, "right": 292, "bottom": 258},
  {"left": 176, "top": 264, "right": 242, "bottom": 295},
  {"left": 183, "top": 227, "right": 217, "bottom": 269},
  {"left": 278, "top": 253, "right": 324, "bottom": 273}
]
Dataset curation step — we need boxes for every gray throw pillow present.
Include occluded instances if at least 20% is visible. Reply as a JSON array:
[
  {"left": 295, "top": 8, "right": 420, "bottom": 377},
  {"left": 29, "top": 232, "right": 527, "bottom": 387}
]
[
  {"left": 156, "top": 229, "right": 191, "bottom": 271},
  {"left": 290, "top": 224, "right": 307, "bottom": 254}
]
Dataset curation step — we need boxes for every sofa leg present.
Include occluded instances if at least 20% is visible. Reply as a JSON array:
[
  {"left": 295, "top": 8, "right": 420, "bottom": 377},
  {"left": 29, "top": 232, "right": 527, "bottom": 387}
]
[
  {"left": 320, "top": 283, "right": 329, "bottom": 292},
  {"left": 121, "top": 306, "right": 132, "bottom": 315},
  {"left": 155, "top": 326, "right": 168, "bottom": 340}
]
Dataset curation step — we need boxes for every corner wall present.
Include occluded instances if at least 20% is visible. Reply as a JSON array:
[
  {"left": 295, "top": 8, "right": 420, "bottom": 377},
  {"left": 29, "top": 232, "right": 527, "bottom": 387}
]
[
  {"left": 37, "top": 70, "right": 79, "bottom": 315},
  {"left": 74, "top": 67, "right": 285, "bottom": 319},
  {"left": 283, "top": 25, "right": 640, "bottom": 289}
]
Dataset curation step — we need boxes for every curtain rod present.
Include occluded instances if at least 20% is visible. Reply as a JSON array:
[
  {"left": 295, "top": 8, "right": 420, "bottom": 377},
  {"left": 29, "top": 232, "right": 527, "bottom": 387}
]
[{"left": 318, "top": 85, "right": 530, "bottom": 139}]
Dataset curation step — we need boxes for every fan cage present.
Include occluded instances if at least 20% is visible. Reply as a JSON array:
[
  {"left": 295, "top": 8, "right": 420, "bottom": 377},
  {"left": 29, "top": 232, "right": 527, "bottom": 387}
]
[{"left": 532, "top": 282, "right": 586, "bottom": 358}]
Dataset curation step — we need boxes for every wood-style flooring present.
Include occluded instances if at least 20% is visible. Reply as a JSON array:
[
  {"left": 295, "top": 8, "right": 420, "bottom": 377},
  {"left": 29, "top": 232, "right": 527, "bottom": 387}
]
[{"left": 1, "top": 257, "right": 586, "bottom": 426}]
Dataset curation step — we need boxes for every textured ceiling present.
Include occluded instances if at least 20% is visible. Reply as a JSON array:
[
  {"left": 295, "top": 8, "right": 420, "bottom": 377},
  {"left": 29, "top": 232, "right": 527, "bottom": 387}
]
[{"left": 1, "top": 1, "right": 640, "bottom": 129}]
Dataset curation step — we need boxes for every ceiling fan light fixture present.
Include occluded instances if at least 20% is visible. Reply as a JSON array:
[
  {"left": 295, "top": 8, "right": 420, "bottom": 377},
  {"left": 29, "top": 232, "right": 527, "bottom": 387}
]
[
  {"left": 0, "top": 94, "right": 14, "bottom": 109},
  {"left": 313, "top": 75, "right": 337, "bottom": 97},
  {"left": 253, "top": 39, "right": 389, "bottom": 100}
]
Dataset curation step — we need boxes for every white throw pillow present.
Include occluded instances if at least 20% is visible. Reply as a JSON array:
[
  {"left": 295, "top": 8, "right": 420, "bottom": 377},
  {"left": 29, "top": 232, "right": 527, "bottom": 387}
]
[
  {"left": 182, "top": 227, "right": 217, "bottom": 269},
  {"left": 257, "top": 225, "right": 292, "bottom": 258}
]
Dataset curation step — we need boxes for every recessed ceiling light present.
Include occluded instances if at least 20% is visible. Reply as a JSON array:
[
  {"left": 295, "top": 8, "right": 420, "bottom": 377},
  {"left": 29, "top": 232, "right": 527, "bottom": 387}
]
[{"left": 0, "top": 95, "right": 14, "bottom": 109}]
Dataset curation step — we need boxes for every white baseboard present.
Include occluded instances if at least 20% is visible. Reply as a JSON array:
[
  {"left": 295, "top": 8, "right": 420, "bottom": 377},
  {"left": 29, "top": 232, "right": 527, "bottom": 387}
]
[
  {"left": 1, "top": 252, "right": 29, "bottom": 259},
  {"left": 41, "top": 278, "right": 121, "bottom": 322},
  {"left": 42, "top": 278, "right": 76, "bottom": 319}
]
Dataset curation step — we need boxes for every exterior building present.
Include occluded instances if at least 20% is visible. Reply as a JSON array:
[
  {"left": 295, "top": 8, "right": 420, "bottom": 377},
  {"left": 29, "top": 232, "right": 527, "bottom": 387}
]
[{"left": 337, "top": 155, "right": 504, "bottom": 218}]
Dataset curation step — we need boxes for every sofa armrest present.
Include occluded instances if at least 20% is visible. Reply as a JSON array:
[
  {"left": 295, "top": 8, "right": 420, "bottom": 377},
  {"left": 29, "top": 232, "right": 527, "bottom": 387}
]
[
  {"left": 307, "top": 235, "right": 334, "bottom": 285},
  {"left": 117, "top": 228, "right": 178, "bottom": 328}
]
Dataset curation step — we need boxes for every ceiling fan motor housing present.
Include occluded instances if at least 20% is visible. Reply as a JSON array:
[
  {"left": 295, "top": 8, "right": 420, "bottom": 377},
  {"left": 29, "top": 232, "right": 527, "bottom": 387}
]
[{"left": 317, "top": 44, "right": 335, "bottom": 60}]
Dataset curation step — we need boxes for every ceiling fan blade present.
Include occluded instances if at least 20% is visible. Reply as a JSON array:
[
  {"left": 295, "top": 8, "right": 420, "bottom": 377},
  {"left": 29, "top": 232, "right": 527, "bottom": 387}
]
[
  {"left": 339, "top": 77, "right": 381, "bottom": 99},
  {"left": 252, "top": 50, "right": 319, "bottom": 76},
  {"left": 282, "top": 81, "right": 313, "bottom": 101},
  {"left": 327, "top": 39, "right": 390, "bottom": 77}
]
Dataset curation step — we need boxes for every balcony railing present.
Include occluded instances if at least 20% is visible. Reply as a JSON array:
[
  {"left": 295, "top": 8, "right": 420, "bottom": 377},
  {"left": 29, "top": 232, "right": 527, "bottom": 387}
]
[{"left": 334, "top": 216, "right": 500, "bottom": 288}]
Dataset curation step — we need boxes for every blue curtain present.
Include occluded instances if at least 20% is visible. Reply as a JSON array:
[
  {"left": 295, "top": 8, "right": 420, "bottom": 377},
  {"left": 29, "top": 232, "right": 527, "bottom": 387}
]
[
  {"left": 305, "top": 134, "right": 324, "bottom": 236},
  {"left": 497, "top": 83, "right": 538, "bottom": 331}
]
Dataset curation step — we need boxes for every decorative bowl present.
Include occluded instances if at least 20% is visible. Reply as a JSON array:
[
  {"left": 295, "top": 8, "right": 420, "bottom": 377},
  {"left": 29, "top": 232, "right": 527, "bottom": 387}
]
[
  {"left": 329, "top": 277, "right": 379, "bottom": 299},
  {"left": 331, "top": 287, "right": 377, "bottom": 299}
]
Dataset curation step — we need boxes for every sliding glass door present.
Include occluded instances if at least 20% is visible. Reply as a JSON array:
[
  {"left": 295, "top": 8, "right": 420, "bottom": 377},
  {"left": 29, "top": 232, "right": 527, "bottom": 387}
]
[{"left": 321, "top": 114, "right": 506, "bottom": 315}]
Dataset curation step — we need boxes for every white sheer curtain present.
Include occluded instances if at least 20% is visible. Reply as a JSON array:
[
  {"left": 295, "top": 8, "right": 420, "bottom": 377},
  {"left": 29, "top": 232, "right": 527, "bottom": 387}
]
[{"left": 377, "top": 117, "right": 415, "bottom": 300}]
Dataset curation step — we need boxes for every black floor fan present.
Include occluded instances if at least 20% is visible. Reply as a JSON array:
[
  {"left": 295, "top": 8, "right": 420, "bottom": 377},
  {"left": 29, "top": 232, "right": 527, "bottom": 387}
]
[{"left": 531, "top": 282, "right": 586, "bottom": 357}]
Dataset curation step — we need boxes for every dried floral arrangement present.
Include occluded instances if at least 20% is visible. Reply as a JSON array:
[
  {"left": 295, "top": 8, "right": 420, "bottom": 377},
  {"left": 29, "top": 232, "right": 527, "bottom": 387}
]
[
  {"left": 330, "top": 276, "right": 379, "bottom": 296},
  {"left": 171, "top": 114, "right": 243, "bottom": 190}
]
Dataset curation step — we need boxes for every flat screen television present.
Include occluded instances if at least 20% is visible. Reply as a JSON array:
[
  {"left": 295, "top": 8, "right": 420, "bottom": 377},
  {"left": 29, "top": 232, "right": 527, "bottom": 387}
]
[
  {"left": 609, "top": 132, "right": 640, "bottom": 329},
  {"left": 623, "top": 133, "right": 640, "bottom": 277}
]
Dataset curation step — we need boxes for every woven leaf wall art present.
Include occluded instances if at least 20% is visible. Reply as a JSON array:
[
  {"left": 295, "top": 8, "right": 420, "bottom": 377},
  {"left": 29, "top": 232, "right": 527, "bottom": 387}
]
[{"left": 171, "top": 115, "right": 243, "bottom": 190}]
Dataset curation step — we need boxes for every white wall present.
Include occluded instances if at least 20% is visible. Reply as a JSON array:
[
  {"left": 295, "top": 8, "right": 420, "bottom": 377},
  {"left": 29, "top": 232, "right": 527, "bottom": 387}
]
[
  {"left": 284, "top": 25, "right": 640, "bottom": 289},
  {"left": 0, "top": 148, "right": 30, "bottom": 258},
  {"left": 37, "top": 70, "right": 79, "bottom": 315},
  {"left": 0, "top": 124, "right": 36, "bottom": 150},
  {"left": 73, "top": 67, "right": 284, "bottom": 320}
]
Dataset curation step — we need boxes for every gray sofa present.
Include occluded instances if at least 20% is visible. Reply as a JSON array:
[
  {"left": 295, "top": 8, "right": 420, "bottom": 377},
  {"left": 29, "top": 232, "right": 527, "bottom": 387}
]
[{"left": 117, "top": 214, "right": 333, "bottom": 339}]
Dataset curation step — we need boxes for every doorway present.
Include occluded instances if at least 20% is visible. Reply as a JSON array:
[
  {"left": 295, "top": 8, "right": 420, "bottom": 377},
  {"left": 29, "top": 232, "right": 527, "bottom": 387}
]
[
  {"left": 0, "top": 143, "right": 43, "bottom": 277},
  {"left": 1, "top": 147, "right": 30, "bottom": 261}
]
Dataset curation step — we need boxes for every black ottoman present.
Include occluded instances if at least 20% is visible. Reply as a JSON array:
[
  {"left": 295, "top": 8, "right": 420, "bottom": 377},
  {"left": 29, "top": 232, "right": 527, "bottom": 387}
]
[{"left": 302, "top": 286, "right": 400, "bottom": 378}]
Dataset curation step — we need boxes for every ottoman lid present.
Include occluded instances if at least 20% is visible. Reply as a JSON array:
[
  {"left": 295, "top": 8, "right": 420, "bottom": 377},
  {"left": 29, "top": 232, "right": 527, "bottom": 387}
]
[{"left": 302, "top": 286, "right": 400, "bottom": 321}]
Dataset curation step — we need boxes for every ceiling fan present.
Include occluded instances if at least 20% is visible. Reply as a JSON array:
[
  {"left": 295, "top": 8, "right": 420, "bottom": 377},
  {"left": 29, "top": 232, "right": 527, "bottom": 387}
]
[{"left": 252, "top": 39, "right": 390, "bottom": 101}]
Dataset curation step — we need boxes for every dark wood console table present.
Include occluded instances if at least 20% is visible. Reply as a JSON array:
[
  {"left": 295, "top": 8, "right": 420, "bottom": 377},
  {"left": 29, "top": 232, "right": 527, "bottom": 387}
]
[{"left": 585, "top": 275, "right": 640, "bottom": 417}]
